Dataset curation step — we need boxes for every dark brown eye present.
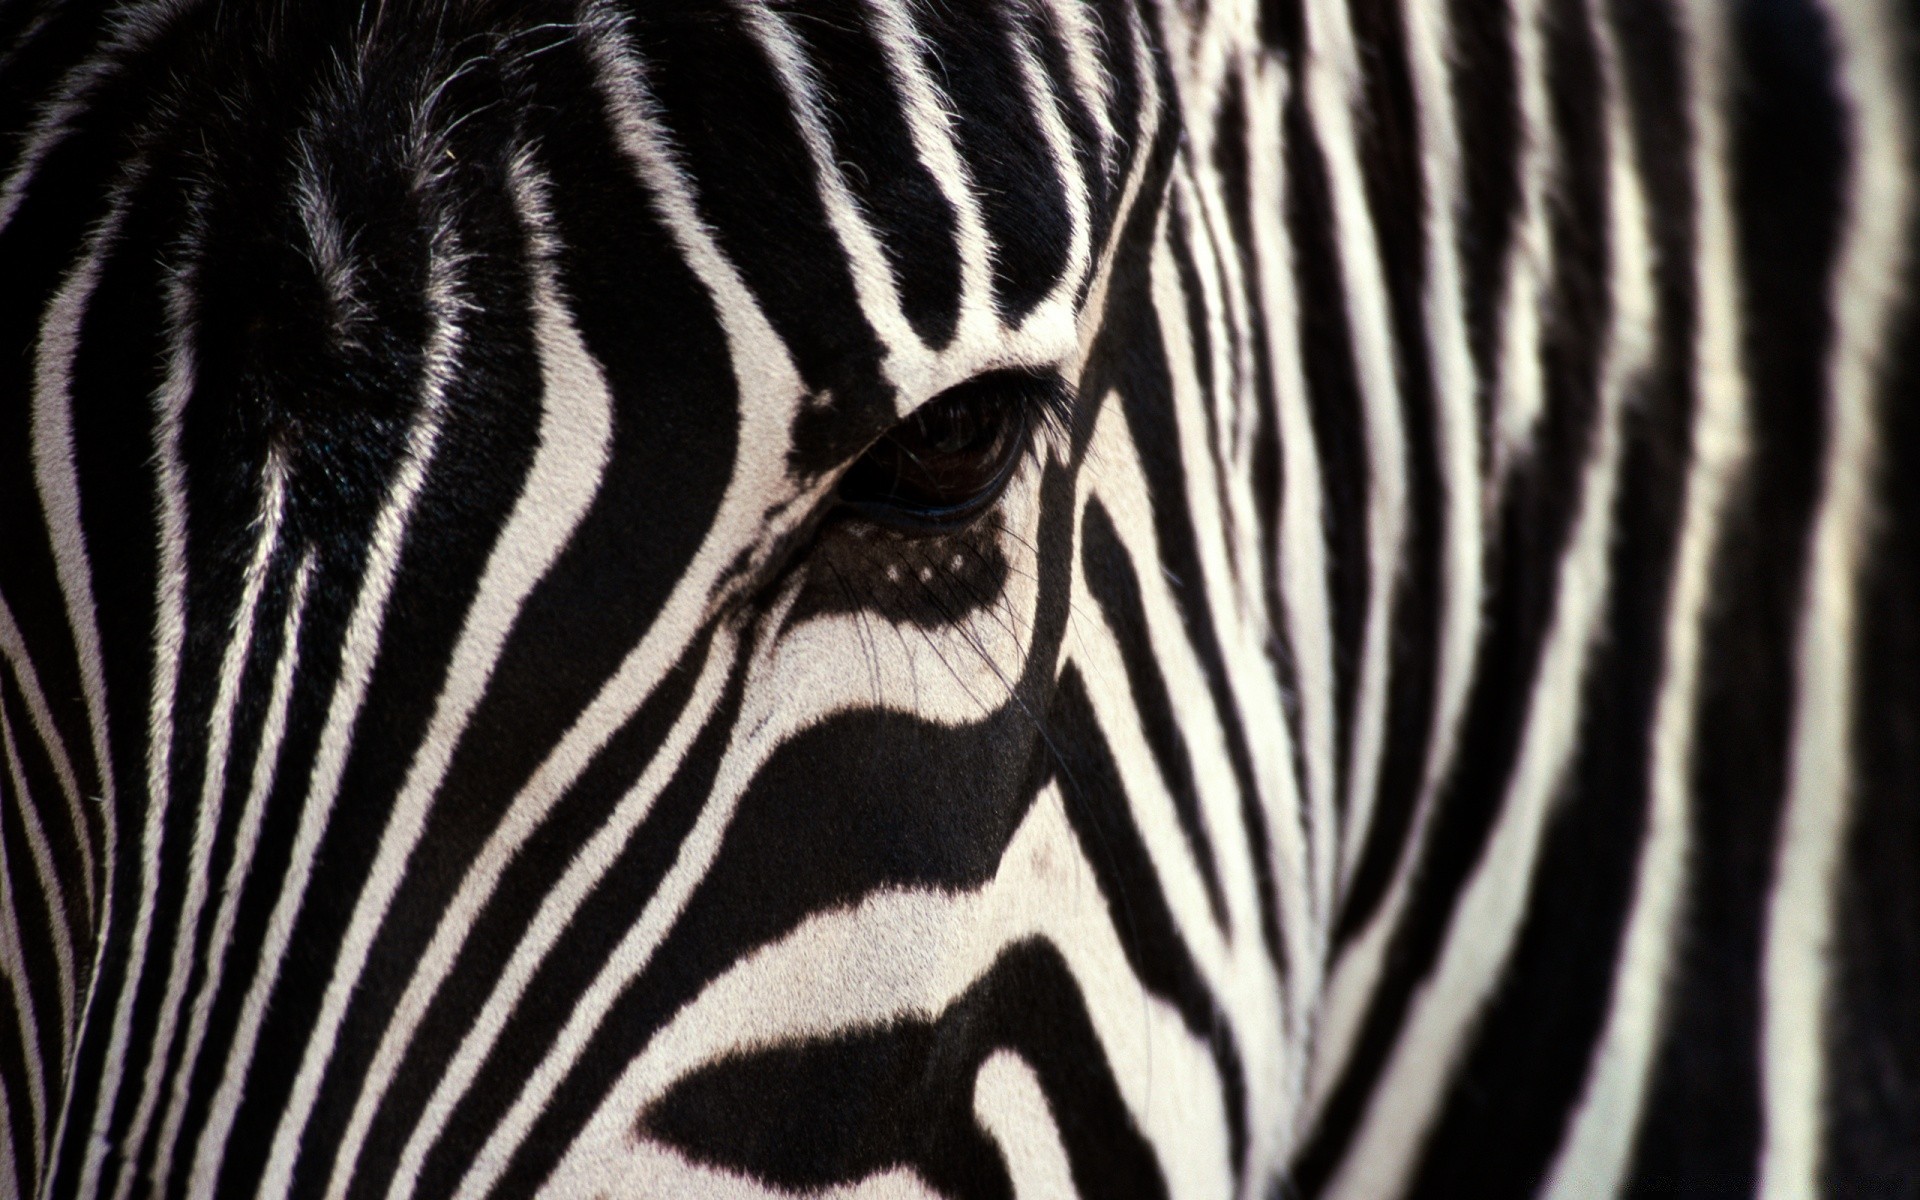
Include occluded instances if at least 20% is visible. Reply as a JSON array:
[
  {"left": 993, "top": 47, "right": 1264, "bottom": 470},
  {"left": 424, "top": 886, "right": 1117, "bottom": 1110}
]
[{"left": 836, "top": 370, "right": 1048, "bottom": 532}]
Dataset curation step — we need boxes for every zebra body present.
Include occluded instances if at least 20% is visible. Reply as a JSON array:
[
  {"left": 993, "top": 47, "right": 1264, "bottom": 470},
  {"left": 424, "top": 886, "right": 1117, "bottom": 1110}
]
[{"left": 0, "top": 0, "right": 1914, "bottom": 1195}]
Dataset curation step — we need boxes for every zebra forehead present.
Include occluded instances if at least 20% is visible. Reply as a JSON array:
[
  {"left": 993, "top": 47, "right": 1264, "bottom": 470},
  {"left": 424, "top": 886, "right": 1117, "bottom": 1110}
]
[{"left": 141, "top": 0, "right": 1151, "bottom": 527}]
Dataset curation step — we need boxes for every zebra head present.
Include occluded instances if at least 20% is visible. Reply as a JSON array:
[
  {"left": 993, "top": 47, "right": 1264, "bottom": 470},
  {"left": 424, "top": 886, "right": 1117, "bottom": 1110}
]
[
  {"left": 7, "top": 0, "right": 1919, "bottom": 1197},
  {"left": 3, "top": 2, "right": 1312, "bottom": 1196}
]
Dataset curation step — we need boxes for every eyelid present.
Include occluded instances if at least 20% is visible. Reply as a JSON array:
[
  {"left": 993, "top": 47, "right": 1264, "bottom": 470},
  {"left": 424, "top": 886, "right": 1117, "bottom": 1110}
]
[
  {"left": 834, "top": 368, "right": 1065, "bottom": 534},
  {"left": 892, "top": 368, "right": 1074, "bottom": 435}
]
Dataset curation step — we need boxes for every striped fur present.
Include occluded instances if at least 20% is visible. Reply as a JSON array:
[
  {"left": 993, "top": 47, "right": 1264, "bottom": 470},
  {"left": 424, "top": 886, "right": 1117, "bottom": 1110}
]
[{"left": 0, "top": 0, "right": 1914, "bottom": 1196}]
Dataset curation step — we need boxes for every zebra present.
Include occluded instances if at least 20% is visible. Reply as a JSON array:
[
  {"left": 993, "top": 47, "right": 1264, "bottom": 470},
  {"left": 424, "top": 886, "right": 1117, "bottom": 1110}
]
[{"left": 1, "top": 0, "right": 1914, "bottom": 1195}]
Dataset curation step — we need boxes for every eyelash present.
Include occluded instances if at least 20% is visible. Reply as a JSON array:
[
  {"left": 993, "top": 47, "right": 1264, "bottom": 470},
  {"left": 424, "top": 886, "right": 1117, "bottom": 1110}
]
[{"left": 833, "top": 368, "right": 1070, "bottom": 535}]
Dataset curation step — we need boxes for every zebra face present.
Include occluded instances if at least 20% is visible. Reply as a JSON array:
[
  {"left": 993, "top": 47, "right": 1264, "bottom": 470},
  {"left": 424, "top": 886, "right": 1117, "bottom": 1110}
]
[{"left": 2, "top": 1, "right": 1309, "bottom": 1196}]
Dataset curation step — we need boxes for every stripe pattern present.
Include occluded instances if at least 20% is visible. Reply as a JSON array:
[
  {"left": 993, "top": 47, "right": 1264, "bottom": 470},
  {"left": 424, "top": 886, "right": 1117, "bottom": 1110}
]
[{"left": 1, "top": 0, "right": 1915, "bottom": 1196}]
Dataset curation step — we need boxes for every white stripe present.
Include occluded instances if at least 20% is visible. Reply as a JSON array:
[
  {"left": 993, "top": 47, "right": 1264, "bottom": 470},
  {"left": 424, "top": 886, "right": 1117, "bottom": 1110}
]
[
  {"left": 1323, "top": 9, "right": 1658, "bottom": 1189},
  {"left": 1068, "top": 505, "right": 1240, "bottom": 994},
  {"left": 149, "top": 552, "right": 312, "bottom": 1193},
  {"left": 1176, "top": 70, "right": 1321, "bottom": 1092},
  {"left": 94, "top": 213, "right": 196, "bottom": 1200},
  {"left": 0, "top": 766, "right": 48, "bottom": 1189},
  {"left": 1542, "top": 0, "right": 1747, "bottom": 1191},
  {"left": 543, "top": 785, "right": 1233, "bottom": 1200},
  {"left": 0, "top": 0, "right": 193, "bottom": 237},
  {"left": 257, "top": 155, "right": 616, "bottom": 1200},
  {"left": 1166, "top": 165, "right": 1244, "bottom": 582},
  {"left": 1299, "top": 0, "right": 1411, "bottom": 897},
  {"left": 549, "top": 1142, "right": 942, "bottom": 1200},
  {"left": 0, "top": 596, "right": 94, "bottom": 925},
  {"left": 373, "top": 631, "right": 736, "bottom": 1200},
  {"left": 438, "top": 642, "right": 794, "bottom": 1200},
  {"left": 733, "top": 6, "right": 1089, "bottom": 391},
  {"left": 1009, "top": 12, "right": 1098, "bottom": 332},
  {"left": 437, "top": 412, "right": 1066, "bottom": 1194},
  {"left": 1140, "top": 206, "right": 1302, "bottom": 1164},
  {"left": 1153, "top": 181, "right": 1264, "bottom": 946},
  {"left": 0, "top": 665, "right": 78, "bottom": 1057},
  {"left": 0, "top": 1056, "right": 20, "bottom": 1200},
  {"left": 1491, "top": 0, "right": 1556, "bottom": 480},
  {"left": 343, "top": 12, "right": 817, "bottom": 1191},
  {"left": 861, "top": 0, "right": 999, "bottom": 344},
  {"left": 113, "top": 458, "right": 288, "bottom": 1200},
  {"left": 1760, "top": 0, "right": 1908, "bottom": 1193},
  {"left": 1162, "top": 137, "right": 1318, "bottom": 1159},
  {"left": 285, "top": 146, "right": 627, "bottom": 1184},
  {"left": 1404, "top": 0, "right": 1486, "bottom": 916},
  {"left": 186, "top": 228, "right": 462, "bottom": 1195},
  {"left": 1311, "top": 0, "right": 1491, "bottom": 1127},
  {"left": 1063, "top": 491, "right": 1295, "bottom": 1181},
  {"left": 1242, "top": 54, "right": 1339, "bottom": 973},
  {"left": 1149, "top": 0, "right": 1234, "bottom": 161},
  {"left": 734, "top": 7, "right": 1088, "bottom": 390},
  {"left": 1041, "top": 0, "right": 1121, "bottom": 170},
  {"left": 973, "top": 1052, "right": 1080, "bottom": 1200},
  {"left": 734, "top": 3, "right": 937, "bottom": 397},
  {"left": 1308, "top": 0, "right": 1542, "bottom": 1122},
  {"left": 446, "top": 441, "right": 1067, "bottom": 1199},
  {"left": 1069, "top": 9, "right": 1165, "bottom": 379},
  {"left": 31, "top": 183, "right": 128, "bottom": 1200},
  {"left": 1183, "top": 97, "right": 1275, "bottom": 647}
]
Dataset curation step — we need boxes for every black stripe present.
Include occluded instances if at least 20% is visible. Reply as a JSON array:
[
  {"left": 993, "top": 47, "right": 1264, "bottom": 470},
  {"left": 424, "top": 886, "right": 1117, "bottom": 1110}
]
[
  {"left": 1048, "top": 666, "right": 1250, "bottom": 1181},
  {"left": 1626, "top": 0, "right": 1846, "bottom": 1188},
  {"left": 465, "top": 627, "right": 1069, "bottom": 1196},
  {"left": 0, "top": 711, "right": 66, "bottom": 1182},
  {"left": 1211, "top": 68, "right": 1284, "bottom": 654},
  {"left": 1081, "top": 499, "right": 1233, "bottom": 931},
  {"left": 1448, "top": 0, "right": 1519, "bottom": 455},
  {"left": 270, "top": 55, "right": 557, "bottom": 1200},
  {"left": 1080, "top": 118, "right": 1289, "bottom": 984},
  {"left": 0, "top": 659, "right": 92, "bottom": 965},
  {"left": 461, "top": 435, "right": 1092, "bottom": 1198},
  {"left": 614, "top": 0, "right": 895, "bottom": 475},
  {"left": 53, "top": 137, "right": 181, "bottom": 1200},
  {"left": 1408, "top": 261, "right": 1693, "bottom": 1194},
  {"left": 1257, "top": 0, "right": 1304, "bottom": 59},
  {"left": 1293, "top": 0, "right": 1614, "bottom": 1184},
  {"left": 127, "top": 550, "right": 307, "bottom": 1197},
  {"left": 1329, "top": 0, "right": 1445, "bottom": 954},
  {"left": 1213, "top": 72, "right": 1314, "bottom": 895},
  {"left": 407, "top": 650, "right": 748, "bottom": 1200},
  {"left": 907, "top": 5, "right": 1074, "bottom": 323},
  {"left": 1082, "top": 0, "right": 1147, "bottom": 215},
  {"left": 0, "top": 978, "right": 38, "bottom": 1195},
  {"left": 0, "top": 3, "right": 113, "bottom": 188},
  {"left": 1166, "top": 182, "right": 1217, "bottom": 407},
  {"left": 640, "top": 939, "right": 1171, "bottom": 1200},
  {"left": 146, "top": 15, "right": 511, "bottom": 1190},
  {"left": 165, "top": 554, "right": 360, "bottom": 1193},
  {"left": 1826, "top": 9, "right": 1920, "bottom": 1188},
  {"left": 333, "top": 632, "right": 714, "bottom": 1200},
  {"left": 163, "top": 106, "right": 442, "bottom": 1192},
  {"left": 777, "top": 0, "right": 963, "bottom": 351},
  {"left": 1028, "top": 1, "right": 1118, "bottom": 284},
  {"left": 1282, "top": 88, "right": 1366, "bottom": 826},
  {"left": 0, "top": 7, "right": 205, "bottom": 943}
]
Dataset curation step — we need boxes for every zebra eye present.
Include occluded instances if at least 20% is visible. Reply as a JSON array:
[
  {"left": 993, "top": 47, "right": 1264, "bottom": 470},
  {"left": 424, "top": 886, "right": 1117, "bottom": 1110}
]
[{"left": 835, "top": 371, "right": 1040, "bottom": 532}]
